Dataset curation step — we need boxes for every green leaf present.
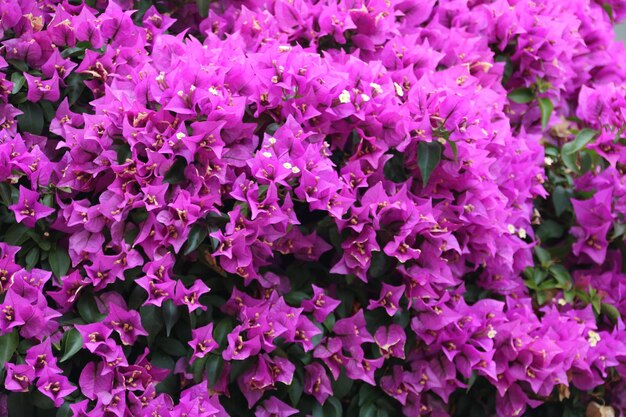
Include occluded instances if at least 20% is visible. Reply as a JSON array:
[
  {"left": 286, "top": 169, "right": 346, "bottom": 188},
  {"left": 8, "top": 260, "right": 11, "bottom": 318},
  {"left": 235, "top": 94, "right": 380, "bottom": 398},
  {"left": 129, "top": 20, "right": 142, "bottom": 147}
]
[
  {"left": 3, "top": 223, "right": 30, "bottom": 245},
  {"left": 139, "top": 305, "right": 163, "bottom": 341},
  {"left": 549, "top": 264, "right": 572, "bottom": 290},
  {"left": 27, "top": 230, "right": 52, "bottom": 251},
  {"left": 536, "top": 290, "right": 548, "bottom": 305},
  {"left": 0, "top": 182, "right": 12, "bottom": 204},
  {"left": 590, "top": 289, "right": 602, "bottom": 315},
  {"left": 359, "top": 403, "right": 377, "bottom": 417},
  {"left": 40, "top": 100, "right": 56, "bottom": 122},
  {"left": 154, "top": 373, "right": 180, "bottom": 396},
  {"left": 116, "top": 144, "right": 132, "bottom": 164},
  {"left": 508, "top": 87, "right": 534, "bottom": 104},
  {"left": 466, "top": 371, "right": 478, "bottom": 392},
  {"left": 579, "top": 149, "right": 595, "bottom": 174},
  {"left": 538, "top": 97, "right": 554, "bottom": 131},
  {"left": 17, "top": 102, "right": 44, "bottom": 135},
  {"left": 49, "top": 245, "right": 71, "bottom": 278},
  {"left": 369, "top": 251, "right": 390, "bottom": 279},
  {"left": 288, "top": 375, "right": 303, "bottom": 405},
  {"left": 208, "top": 224, "right": 220, "bottom": 252},
  {"left": 322, "top": 314, "right": 335, "bottom": 332},
  {"left": 358, "top": 384, "right": 376, "bottom": 406},
  {"left": 284, "top": 291, "right": 309, "bottom": 306},
  {"left": 133, "top": 0, "right": 153, "bottom": 23},
  {"left": 66, "top": 73, "right": 87, "bottom": 105},
  {"left": 545, "top": 146, "right": 559, "bottom": 157},
  {"left": 562, "top": 128, "right": 597, "bottom": 159},
  {"left": 157, "top": 336, "right": 188, "bottom": 357},
  {"left": 602, "top": 3, "right": 615, "bottom": 21},
  {"left": 417, "top": 141, "right": 442, "bottom": 187},
  {"left": 164, "top": 156, "right": 187, "bottom": 184},
  {"left": 25, "top": 246, "right": 40, "bottom": 270},
  {"left": 206, "top": 354, "right": 225, "bottom": 388},
  {"left": 56, "top": 403, "right": 72, "bottom": 417},
  {"left": 61, "top": 46, "right": 86, "bottom": 59},
  {"left": 536, "top": 78, "right": 552, "bottom": 94},
  {"left": 376, "top": 409, "right": 390, "bottom": 417},
  {"left": 383, "top": 151, "right": 408, "bottom": 183},
  {"left": 129, "top": 208, "right": 149, "bottom": 224},
  {"left": 266, "top": 123, "right": 281, "bottom": 136},
  {"left": 524, "top": 268, "right": 547, "bottom": 290},
  {"left": 124, "top": 227, "right": 139, "bottom": 245},
  {"left": 537, "top": 219, "right": 564, "bottom": 242},
  {"left": 447, "top": 139, "right": 458, "bottom": 162},
  {"left": 561, "top": 149, "right": 578, "bottom": 172},
  {"left": 184, "top": 224, "right": 207, "bottom": 255},
  {"left": 192, "top": 355, "right": 208, "bottom": 383},
  {"left": 0, "top": 331, "right": 19, "bottom": 370},
  {"left": 601, "top": 303, "right": 621, "bottom": 323},
  {"left": 552, "top": 186, "right": 572, "bottom": 217},
  {"left": 16, "top": 101, "right": 44, "bottom": 135},
  {"left": 332, "top": 369, "right": 353, "bottom": 399},
  {"left": 534, "top": 246, "right": 551, "bottom": 268},
  {"left": 59, "top": 328, "right": 83, "bottom": 362},
  {"left": 7, "top": 59, "right": 28, "bottom": 72},
  {"left": 213, "top": 318, "right": 234, "bottom": 346},
  {"left": 229, "top": 357, "right": 255, "bottom": 383},
  {"left": 162, "top": 300, "right": 180, "bottom": 337},
  {"left": 312, "top": 403, "right": 324, "bottom": 417},
  {"left": 151, "top": 351, "right": 175, "bottom": 370},
  {"left": 196, "top": 0, "right": 210, "bottom": 17},
  {"left": 325, "top": 397, "right": 343, "bottom": 417},
  {"left": 611, "top": 222, "right": 626, "bottom": 240},
  {"left": 77, "top": 293, "right": 105, "bottom": 323},
  {"left": 10, "top": 72, "right": 25, "bottom": 94}
]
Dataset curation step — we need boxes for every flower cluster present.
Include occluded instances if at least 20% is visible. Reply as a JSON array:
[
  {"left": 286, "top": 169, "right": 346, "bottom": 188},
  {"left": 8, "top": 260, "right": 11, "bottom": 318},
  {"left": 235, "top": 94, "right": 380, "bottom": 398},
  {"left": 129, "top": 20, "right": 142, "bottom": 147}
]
[{"left": 0, "top": 0, "right": 626, "bottom": 416}]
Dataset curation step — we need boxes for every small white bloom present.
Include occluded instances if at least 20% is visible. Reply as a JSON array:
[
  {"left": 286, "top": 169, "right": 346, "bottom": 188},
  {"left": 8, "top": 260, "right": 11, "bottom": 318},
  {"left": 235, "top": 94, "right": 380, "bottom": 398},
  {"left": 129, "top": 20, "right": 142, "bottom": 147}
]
[
  {"left": 278, "top": 45, "right": 292, "bottom": 52},
  {"left": 268, "top": 137, "right": 277, "bottom": 145},
  {"left": 507, "top": 224, "right": 516, "bottom": 234},
  {"left": 209, "top": 86, "right": 219, "bottom": 96},
  {"left": 177, "top": 90, "right": 184, "bottom": 97},
  {"left": 394, "top": 82, "right": 404, "bottom": 97},
  {"left": 175, "top": 132, "right": 186, "bottom": 140},
  {"left": 487, "top": 327, "right": 497, "bottom": 339},
  {"left": 291, "top": 166, "right": 301, "bottom": 174},
  {"left": 262, "top": 151, "right": 272, "bottom": 158},
  {"left": 587, "top": 330, "right": 601, "bottom": 347},
  {"left": 557, "top": 298, "right": 567, "bottom": 306},
  {"left": 544, "top": 156, "right": 554, "bottom": 166},
  {"left": 361, "top": 93, "right": 370, "bottom": 102},
  {"left": 369, "top": 82, "right": 383, "bottom": 94},
  {"left": 339, "top": 89, "right": 351, "bottom": 104},
  {"left": 517, "top": 228, "right": 527, "bottom": 239},
  {"left": 282, "top": 162, "right": 293, "bottom": 170}
]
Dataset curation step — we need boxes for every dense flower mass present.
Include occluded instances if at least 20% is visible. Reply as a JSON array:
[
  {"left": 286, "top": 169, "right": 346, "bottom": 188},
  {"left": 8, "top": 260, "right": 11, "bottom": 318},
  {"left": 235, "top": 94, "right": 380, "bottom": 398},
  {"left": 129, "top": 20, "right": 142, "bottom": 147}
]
[{"left": 0, "top": 0, "right": 626, "bottom": 416}]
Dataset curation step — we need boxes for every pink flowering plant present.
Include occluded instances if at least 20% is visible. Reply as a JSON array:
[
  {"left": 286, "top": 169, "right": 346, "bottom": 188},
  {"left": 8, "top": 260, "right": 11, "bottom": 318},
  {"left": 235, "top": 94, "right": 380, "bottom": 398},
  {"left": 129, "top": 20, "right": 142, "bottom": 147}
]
[{"left": 1, "top": 0, "right": 626, "bottom": 416}]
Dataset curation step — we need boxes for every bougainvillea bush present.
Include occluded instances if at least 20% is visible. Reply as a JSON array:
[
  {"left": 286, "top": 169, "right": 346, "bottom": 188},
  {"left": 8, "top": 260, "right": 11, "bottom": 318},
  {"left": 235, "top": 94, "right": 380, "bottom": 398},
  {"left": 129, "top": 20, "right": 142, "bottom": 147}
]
[{"left": 2, "top": 0, "right": 626, "bottom": 416}]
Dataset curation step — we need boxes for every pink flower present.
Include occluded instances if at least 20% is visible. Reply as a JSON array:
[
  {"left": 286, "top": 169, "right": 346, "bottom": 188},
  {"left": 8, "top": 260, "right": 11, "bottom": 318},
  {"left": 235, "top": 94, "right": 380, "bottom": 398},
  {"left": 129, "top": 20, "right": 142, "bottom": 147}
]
[
  {"left": 4, "top": 363, "right": 35, "bottom": 392},
  {"left": 36, "top": 369, "right": 76, "bottom": 407},
  {"left": 304, "top": 362, "right": 333, "bottom": 404},
  {"left": 189, "top": 323, "right": 219, "bottom": 360},
  {"left": 9, "top": 186, "right": 55, "bottom": 228},
  {"left": 255, "top": 397, "right": 298, "bottom": 417}
]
